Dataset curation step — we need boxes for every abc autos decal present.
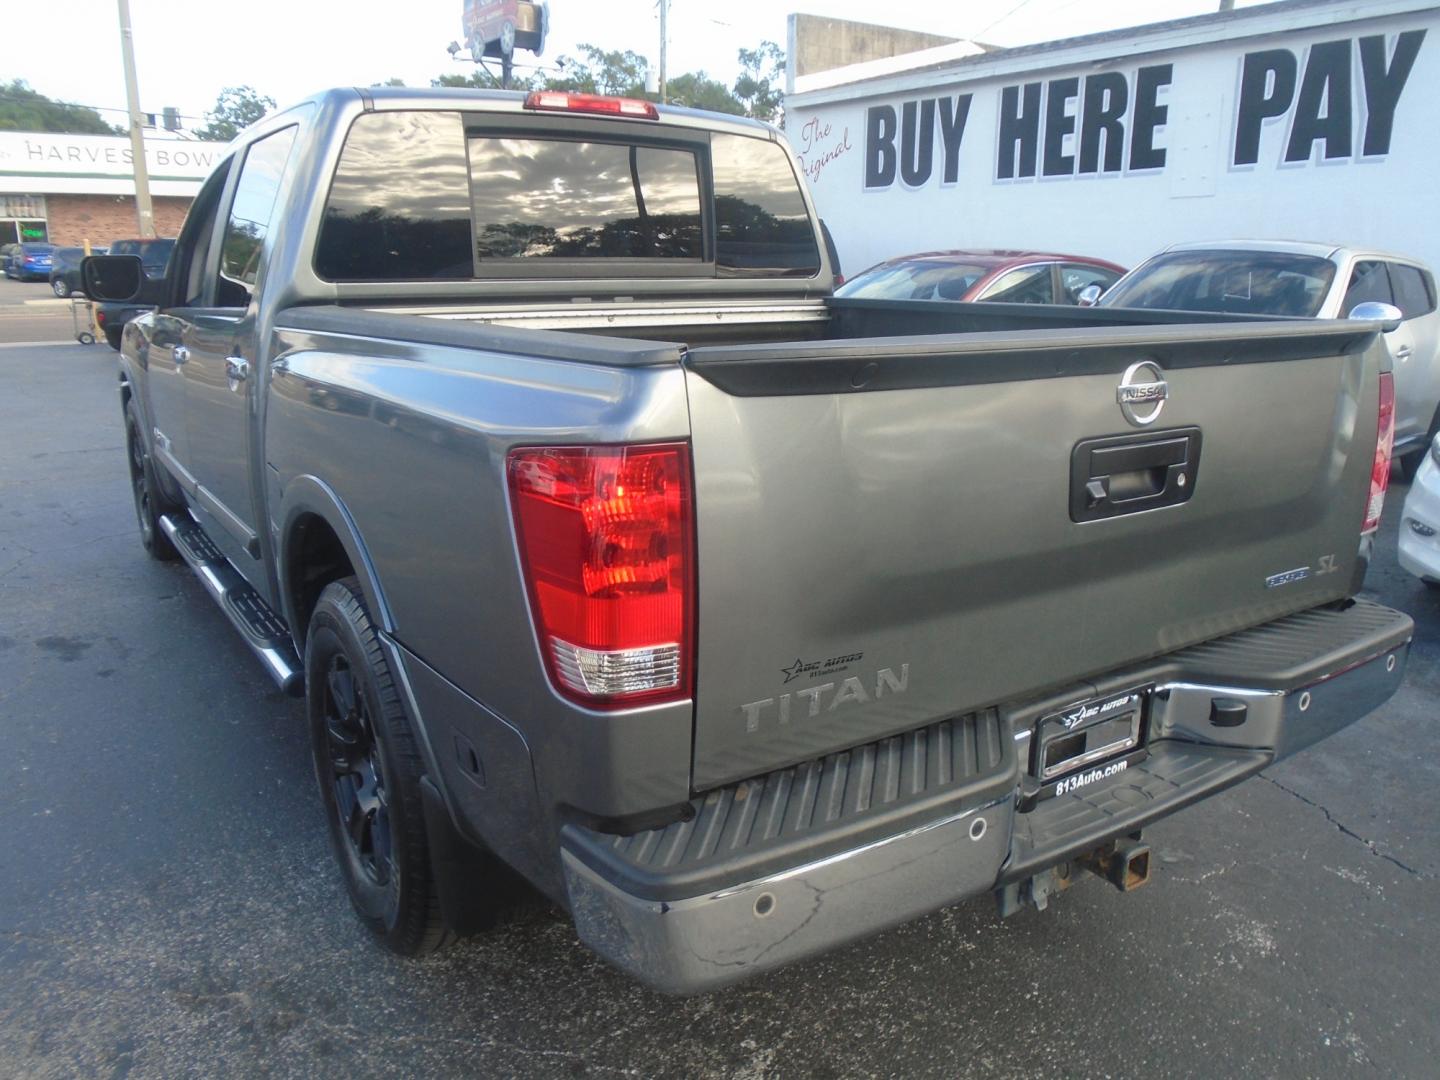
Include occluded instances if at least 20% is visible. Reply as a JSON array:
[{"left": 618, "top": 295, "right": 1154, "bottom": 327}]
[{"left": 792, "top": 29, "right": 1426, "bottom": 191}]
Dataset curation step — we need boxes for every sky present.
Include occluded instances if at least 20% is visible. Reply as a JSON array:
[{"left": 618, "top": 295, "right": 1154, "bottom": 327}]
[{"left": 1, "top": 0, "right": 1272, "bottom": 137}]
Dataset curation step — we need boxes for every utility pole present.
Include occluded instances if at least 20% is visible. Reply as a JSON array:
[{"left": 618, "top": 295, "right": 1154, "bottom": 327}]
[
  {"left": 658, "top": 0, "right": 668, "bottom": 103},
  {"left": 116, "top": 0, "right": 155, "bottom": 238}
]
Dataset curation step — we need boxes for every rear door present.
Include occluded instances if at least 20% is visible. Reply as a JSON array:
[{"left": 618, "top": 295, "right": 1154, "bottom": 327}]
[
  {"left": 1386, "top": 262, "right": 1440, "bottom": 447},
  {"left": 182, "top": 125, "right": 298, "bottom": 565},
  {"left": 682, "top": 321, "right": 1381, "bottom": 788},
  {"left": 141, "top": 162, "right": 231, "bottom": 485},
  {"left": 1342, "top": 260, "right": 1423, "bottom": 444}
]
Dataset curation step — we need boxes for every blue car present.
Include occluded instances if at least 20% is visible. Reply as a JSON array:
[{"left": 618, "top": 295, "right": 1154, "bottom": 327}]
[{"left": 4, "top": 242, "right": 57, "bottom": 282}]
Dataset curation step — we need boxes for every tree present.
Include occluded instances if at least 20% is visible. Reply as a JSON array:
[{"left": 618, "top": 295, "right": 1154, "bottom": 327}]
[
  {"left": 733, "top": 41, "right": 785, "bottom": 122},
  {"left": 0, "top": 80, "right": 123, "bottom": 135},
  {"left": 535, "top": 45, "right": 650, "bottom": 97},
  {"left": 193, "top": 86, "right": 275, "bottom": 142},
  {"left": 664, "top": 73, "right": 744, "bottom": 115},
  {"left": 432, "top": 71, "right": 499, "bottom": 89}
]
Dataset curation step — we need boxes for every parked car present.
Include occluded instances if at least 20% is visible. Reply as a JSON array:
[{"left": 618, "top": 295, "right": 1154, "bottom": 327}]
[
  {"left": 1099, "top": 241, "right": 1440, "bottom": 475},
  {"left": 4, "top": 242, "right": 57, "bottom": 281},
  {"left": 97, "top": 238, "right": 175, "bottom": 348},
  {"left": 835, "top": 250, "right": 1125, "bottom": 306},
  {"left": 1398, "top": 433, "right": 1440, "bottom": 588},
  {"left": 82, "top": 87, "right": 1411, "bottom": 994},
  {"left": 48, "top": 246, "right": 108, "bottom": 297}
]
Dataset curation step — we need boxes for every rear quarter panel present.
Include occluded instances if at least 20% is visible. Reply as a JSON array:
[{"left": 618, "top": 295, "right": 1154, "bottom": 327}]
[{"left": 262, "top": 327, "right": 697, "bottom": 820}]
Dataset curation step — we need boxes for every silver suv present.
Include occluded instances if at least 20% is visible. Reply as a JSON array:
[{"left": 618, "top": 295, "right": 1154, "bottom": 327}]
[{"left": 1101, "top": 240, "right": 1440, "bottom": 475}]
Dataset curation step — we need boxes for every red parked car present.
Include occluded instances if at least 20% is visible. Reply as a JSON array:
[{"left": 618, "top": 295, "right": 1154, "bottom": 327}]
[{"left": 835, "top": 249, "right": 1126, "bottom": 305}]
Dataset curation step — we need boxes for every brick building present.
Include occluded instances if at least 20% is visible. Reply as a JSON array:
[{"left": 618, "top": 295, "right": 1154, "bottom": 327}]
[{"left": 0, "top": 131, "right": 227, "bottom": 248}]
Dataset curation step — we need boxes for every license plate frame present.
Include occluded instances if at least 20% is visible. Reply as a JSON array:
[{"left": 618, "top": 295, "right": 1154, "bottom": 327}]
[{"left": 1034, "top": 685, "right": 1149, "bottom": 782}]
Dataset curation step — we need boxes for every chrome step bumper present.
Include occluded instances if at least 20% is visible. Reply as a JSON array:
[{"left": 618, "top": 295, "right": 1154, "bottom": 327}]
[{"left": 560, "top": 601, "right": 1412, "bottom": 995}]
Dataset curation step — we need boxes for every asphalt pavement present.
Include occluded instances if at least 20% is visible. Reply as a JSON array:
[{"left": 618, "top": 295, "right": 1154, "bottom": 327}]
[
  {"left": 0, "top": 277, "right": 88, "bottom": 344},
  {"left": 1, "top": 340, "right": 1437, "bottom": 1079}
]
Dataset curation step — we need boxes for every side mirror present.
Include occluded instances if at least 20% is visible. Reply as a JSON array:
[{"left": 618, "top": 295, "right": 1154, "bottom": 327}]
[
  {"left": 1076, "top": 283, "right": 1104, "bottom": 307},
  {"left": 81, "top": 255, "right": 144, "bottom": 303},
  {"left": 1347, "top": 300, "right": 1402, "bottom": 327}
]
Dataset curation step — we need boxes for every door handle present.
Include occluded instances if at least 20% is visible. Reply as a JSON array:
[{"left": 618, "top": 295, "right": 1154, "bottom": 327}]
[
  {"left": 1394, "top": 345, "right": 1413, "bottom": 360},
  {"left": 173, "top": 345, "right": 190, "bottom": 366},
  {"left": 1070, "top": 428, "right": 1202, "bottom": 522},
  {"left": 225, "top": 356, "right": 249, "bottom": 382}
]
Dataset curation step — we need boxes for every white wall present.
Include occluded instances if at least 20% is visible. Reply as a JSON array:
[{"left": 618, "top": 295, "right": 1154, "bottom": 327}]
[{"left": 785, "top": 4, "right": 1440, "bottom": 278}]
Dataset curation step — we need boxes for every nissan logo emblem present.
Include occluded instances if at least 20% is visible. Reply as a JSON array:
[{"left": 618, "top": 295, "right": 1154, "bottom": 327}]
[{"left": 1117, "top": 361, "right": 1169, "bottom": 426}]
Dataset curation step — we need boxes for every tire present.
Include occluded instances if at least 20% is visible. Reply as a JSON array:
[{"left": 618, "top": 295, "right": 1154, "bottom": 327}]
[
  {"left": 499, "top": 19, "right": 515, "bottom": 55},
  {"left": 105, "top": 326, "right": 123, "bottom": 351},
  {"left": 307, "top": 577, "right": 454, "bottom": 955},
  {"left": 52, "top": 278, "right": 70, "bottom": 298},
  {"left": 124, "top": 399, "right": 180, "bottom": 561}
]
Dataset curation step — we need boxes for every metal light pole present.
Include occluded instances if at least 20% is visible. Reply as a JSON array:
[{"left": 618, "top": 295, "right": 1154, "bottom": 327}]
[
  {"left": 117, "top": 0, "right": 155, "bottom": 238},
  {"left": 658, "top": 0, "right": 668, "bottom": 103}
]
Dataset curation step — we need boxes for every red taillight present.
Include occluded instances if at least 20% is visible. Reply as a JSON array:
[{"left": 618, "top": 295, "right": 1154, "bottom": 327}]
[
  {"left": 523, "top": 91, "right": 659, "bottom": 120},
  {"left": 1363, "top": 372, "right": 1395, "bottom": 535},
  {"left": 508, "top": 443, "right": 694, "bottom": 709},
  {"left": 94, "top": 309, "right": 106, "bottom": 326}
]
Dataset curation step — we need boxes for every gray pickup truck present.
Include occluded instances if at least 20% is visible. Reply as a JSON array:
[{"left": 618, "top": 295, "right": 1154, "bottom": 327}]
[{"left": 84, "top": 87, "right": 1414, "bottom": 993}]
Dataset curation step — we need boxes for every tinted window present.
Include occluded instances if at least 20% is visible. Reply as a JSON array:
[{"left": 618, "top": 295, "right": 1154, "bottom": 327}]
[
  {"left": 1388, "top": 263, "right": 1436, "bottom": 319},
  {"left": 1342, "top": 260, "right": 1394, "bottom": 314},
  {"left": 138, "top": 239, "right": 174, "bottom": 274},
  {"left": 173, "top": 160, "right": 232, "bottom": 307},
  {"left": 317, "top": 111, "right": 474, "bottom": 281},
  {"left": 711, "top": 133, "right": 818, "bottom": 276},
  {"left": 980, "top": 265, "right": 1056, "bottom": 304},
  {"left": 1060, "top": 263, "right": 1120, "bottom": 303},
  {"left": 218, "top": 126, "right": 298, "bottom": 307},
  {"left": 469, "top": 138, "right": 701, "bottom": 259},
  {"left": 1102, "top": 251, "right": 1336, "bottom": 316},
  {"left": 836, "top": 260, "right": 990, "bottom": 301}
]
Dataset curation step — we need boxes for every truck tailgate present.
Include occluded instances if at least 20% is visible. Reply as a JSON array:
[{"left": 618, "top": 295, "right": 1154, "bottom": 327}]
[{"left": 682, "top": 321, "right": 1383, "bottom": 789}]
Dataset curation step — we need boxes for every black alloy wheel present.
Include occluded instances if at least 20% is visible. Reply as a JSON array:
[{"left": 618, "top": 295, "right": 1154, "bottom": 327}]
[
  {"left": 321, "top": 652, "right": 396, "bottom": 891},
  {"left": 306, "top": 577, "right": 453, "bottom": 954}
]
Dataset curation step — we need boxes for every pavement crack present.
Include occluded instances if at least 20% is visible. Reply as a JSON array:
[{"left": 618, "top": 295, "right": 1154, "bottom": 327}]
[{"left": 1260, "top": 774, "right": 1429, "bottom": 880}]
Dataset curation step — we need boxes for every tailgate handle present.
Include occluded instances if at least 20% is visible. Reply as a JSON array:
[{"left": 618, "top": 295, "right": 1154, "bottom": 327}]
[{"left": 1070, "top": 427, "right": 1201, "bottom": 523}]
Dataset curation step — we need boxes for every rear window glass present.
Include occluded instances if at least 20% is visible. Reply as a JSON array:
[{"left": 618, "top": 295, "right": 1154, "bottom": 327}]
[
  {"left": 1389, "top": 263, "right": 1436, "bottom": 319},
  {"left": 1102, "top": 251, "right": 1335, "bottom": 316},
  {"left": 314, "top": 112, "right": 819, "bottom": 281},
  {"left": 316, "top": 111, "right": 474, "bottom": 281},
  {"left": 469, "top": 137, "right": 701, "bottom": 259},
  {"left": 711, "top": 133, "right": 818, "bottom": 277}
]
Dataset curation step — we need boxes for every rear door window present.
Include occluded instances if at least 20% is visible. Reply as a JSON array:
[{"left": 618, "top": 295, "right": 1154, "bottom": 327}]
[
  {"left": 1388, "top": 263, "right": 1436, "bottom": 319},
  {"left": 979, "top": 265, "right": 1056, "bottom": 304},
  {"left": 218, "top": 126, "right": 298, "bottom": 307},
  {"left": 1060, "top": 263, "right": 1120, "bottom": 303},
  {"left": 1342, "top": 260, "right": 1394, "bottom": 314}
]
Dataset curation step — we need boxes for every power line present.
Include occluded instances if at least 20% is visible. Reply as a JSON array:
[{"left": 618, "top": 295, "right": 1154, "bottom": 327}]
[
  {"left": 975, "top": 0, "right": 1045, "bottom": 38},
  {"left": 0, "top": 91, "right": 207, "bottom": 123}
]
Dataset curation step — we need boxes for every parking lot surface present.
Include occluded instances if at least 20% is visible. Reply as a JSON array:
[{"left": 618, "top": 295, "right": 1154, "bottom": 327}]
[{"left": 2, "top": 342, "right": 1437, "bottom": 1079}]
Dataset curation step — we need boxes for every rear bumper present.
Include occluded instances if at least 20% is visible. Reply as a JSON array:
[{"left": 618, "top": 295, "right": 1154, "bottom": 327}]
[{"left": 562, "top": 600, "right": 1412, "bottom": 994}]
